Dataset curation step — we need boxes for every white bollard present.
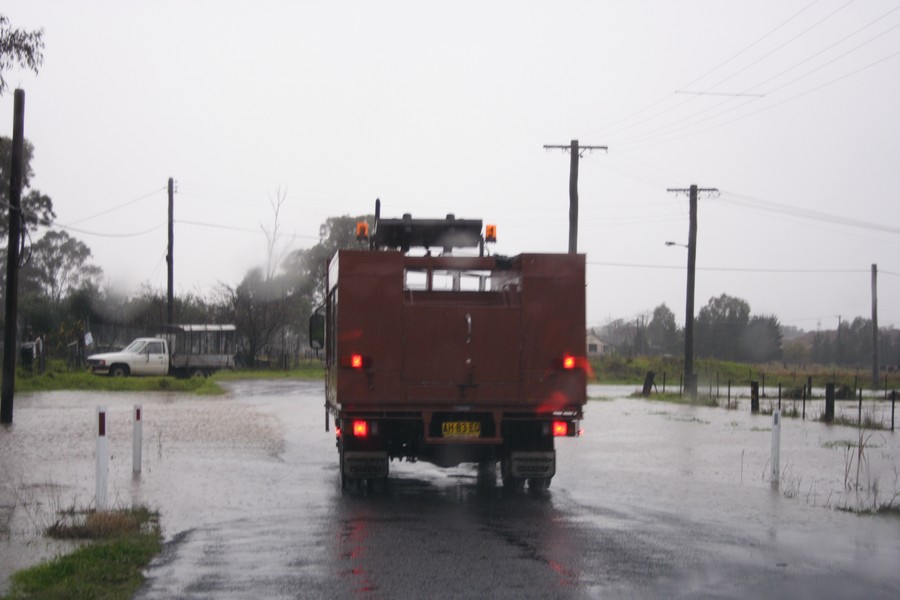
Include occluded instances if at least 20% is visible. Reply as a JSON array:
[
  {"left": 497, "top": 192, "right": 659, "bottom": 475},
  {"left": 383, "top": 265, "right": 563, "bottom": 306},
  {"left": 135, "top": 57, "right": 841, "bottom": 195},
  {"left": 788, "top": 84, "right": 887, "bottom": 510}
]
[
  {"left": 96, "top": 406, "right": 109, "bottom": 510},
  {"left": 770, "top": 410, "right": 781, "bottom": 486},
  {"left": 133, "top": 404, "right": 142, "bottom": 474}
]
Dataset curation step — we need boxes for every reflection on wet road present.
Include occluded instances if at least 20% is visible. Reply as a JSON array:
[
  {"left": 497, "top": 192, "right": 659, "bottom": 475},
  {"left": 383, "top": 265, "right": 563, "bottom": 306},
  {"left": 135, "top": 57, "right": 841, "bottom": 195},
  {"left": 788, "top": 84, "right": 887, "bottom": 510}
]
[{"left": 2, "top": 380, "right": 899, "bottom": 598}]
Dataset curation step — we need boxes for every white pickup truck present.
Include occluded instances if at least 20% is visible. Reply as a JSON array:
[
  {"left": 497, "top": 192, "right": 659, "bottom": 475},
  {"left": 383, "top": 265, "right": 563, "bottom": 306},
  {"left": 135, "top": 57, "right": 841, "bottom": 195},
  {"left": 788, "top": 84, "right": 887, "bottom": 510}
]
[{"left": 87, "top": 325, "right": 236, "bottom": 377}]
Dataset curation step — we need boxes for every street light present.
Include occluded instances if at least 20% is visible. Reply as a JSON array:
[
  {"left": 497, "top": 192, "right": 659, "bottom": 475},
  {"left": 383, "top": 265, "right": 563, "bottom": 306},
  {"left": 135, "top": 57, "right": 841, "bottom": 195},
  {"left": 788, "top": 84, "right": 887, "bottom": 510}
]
[{"left": 665, "top": 239, "right": 697, "bottom": 401}]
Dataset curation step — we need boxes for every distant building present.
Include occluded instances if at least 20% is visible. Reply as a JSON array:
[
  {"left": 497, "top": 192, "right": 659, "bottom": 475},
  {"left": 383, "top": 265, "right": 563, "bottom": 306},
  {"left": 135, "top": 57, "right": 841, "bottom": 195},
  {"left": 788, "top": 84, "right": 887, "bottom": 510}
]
[{"left": 586, "top": 330, "right": 608, "bottom": 356}]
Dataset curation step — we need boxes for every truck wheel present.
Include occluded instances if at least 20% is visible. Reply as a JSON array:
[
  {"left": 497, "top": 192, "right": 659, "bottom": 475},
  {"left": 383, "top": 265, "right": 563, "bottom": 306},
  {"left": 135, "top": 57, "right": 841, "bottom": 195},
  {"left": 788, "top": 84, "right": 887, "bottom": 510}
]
[
  {"left": 110, "top": 365, "right": 129, "bottom": 377},
  {"left": 527, "top": 478, "right": 551, "bottom": 492},
  {"left": 476, "top": 459, "right": 497, "bottom": 489},
  {"left": 500, "top": 458, "right": 525, "bottom": 493},
  {"left": 338, "top": 437, "right": 357, "bottom": 491}
]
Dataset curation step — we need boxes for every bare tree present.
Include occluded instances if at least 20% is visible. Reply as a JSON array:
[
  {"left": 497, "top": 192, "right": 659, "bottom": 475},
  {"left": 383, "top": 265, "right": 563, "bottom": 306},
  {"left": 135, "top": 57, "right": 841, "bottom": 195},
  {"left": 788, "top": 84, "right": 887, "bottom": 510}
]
[{"left": 260, "top": 186, "right": 294, "bottom": 282}]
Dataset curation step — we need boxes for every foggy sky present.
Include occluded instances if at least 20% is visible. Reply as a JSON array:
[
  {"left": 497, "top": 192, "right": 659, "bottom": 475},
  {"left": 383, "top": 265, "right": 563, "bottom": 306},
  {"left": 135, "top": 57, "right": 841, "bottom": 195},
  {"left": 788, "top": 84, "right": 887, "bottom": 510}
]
[{"left": 2, "top": 0, "right": 899, "bottom": 329}]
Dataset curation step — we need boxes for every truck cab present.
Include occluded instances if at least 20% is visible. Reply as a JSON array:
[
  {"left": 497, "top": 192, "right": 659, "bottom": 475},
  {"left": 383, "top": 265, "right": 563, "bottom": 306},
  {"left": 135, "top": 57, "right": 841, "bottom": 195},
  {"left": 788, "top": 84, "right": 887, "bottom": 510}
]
[{"left": 87, "top": 338, "right": 169, "bottom": 377}]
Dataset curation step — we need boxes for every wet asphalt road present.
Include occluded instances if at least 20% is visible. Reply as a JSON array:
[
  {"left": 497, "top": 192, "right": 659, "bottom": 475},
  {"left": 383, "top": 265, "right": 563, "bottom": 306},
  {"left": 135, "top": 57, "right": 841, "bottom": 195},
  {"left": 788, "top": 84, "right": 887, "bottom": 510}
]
[{"left": 3, "top": 380, "right": 900, "bottom": 599}]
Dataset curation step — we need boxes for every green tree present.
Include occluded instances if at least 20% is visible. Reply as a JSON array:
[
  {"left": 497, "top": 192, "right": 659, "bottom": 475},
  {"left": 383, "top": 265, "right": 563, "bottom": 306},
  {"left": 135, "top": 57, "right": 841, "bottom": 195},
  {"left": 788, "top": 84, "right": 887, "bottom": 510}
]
[
  {"left": 739, "top": 314, "right": 783, "bottom": 363},
  {"left": 811, "top": 329, "right": 833, "bottom": 365},
  {"left": 695, "top": 294, "right": 751, "bottom": 361},
  {"left": 20, "top": 230, "right": 102, "bottom": 307},
  {"left": 18, "top": 230, "right": 102, "bottom": 345},
  {"left": 280, "top": 214, "right": 373, "bottom": 350},
  {"left": 0, "top": 137, "right": 56, "bottom": 240},
  {"left": 0, "top": 15, "right": 44, "bottom": 95},
  {"left": 221, "top": 267, "right": 306, "bottom": 367},
  {"left": 646, "top": 303, "right": 680, "bottom": 356}
]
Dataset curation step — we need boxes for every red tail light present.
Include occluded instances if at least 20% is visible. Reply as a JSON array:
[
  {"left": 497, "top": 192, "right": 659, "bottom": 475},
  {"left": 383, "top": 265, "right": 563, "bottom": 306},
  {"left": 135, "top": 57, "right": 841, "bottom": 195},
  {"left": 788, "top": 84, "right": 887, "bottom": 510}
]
[
  {"left": 352, "top": 420, "right": 368, "bottom": 437},
  {"left": 552, "top": 421, "right": 569, "bottom": 437},
  {"left": 341, "top": 354, "right": 372, "bottom": 369},
  {"left": 562, "top": 355, "right": 576, "bottom": 370}
]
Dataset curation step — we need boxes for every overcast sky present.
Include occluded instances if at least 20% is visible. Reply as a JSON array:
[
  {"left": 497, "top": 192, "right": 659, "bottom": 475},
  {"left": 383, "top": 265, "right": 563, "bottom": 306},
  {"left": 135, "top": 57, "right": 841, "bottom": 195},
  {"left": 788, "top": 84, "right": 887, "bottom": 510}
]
[{"left": 2, "top": 0, "right": 899, "bottom": 330}]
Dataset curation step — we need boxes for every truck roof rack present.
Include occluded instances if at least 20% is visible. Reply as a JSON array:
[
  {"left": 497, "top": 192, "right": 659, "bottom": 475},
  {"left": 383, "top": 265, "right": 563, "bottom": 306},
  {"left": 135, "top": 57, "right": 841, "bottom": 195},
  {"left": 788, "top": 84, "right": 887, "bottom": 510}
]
[{"left": 370, "top": 199, "right": 484, "bottom": 254}]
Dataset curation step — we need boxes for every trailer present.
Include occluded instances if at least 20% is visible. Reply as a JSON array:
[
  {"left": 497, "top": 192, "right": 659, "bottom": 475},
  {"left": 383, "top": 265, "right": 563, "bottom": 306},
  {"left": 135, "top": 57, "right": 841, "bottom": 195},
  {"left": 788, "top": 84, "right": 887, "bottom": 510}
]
[{"left": 309, "top": 202, "right": 587, "bottom": 490}]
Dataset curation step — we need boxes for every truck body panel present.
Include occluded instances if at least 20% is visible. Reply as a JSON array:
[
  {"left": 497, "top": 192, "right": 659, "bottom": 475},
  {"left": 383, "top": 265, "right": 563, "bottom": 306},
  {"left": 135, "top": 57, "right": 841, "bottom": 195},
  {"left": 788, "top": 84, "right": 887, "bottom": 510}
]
[{"left": 317, "top": 209, "right": 587, "bottom": 490}]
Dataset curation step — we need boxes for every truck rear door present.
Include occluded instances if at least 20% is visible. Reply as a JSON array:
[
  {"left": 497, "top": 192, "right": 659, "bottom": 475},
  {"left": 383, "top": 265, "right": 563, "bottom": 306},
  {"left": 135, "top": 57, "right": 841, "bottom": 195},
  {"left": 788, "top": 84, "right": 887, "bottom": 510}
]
[{"left": 402, "top": 293, "right": 521, "bottom": 405}]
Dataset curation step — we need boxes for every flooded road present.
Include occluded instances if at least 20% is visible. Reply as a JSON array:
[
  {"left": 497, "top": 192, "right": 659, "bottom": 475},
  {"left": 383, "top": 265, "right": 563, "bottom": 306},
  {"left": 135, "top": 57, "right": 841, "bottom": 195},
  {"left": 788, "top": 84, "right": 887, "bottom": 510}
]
[{"left": 1, "top": 380, "right": 899, "bottom": 598}]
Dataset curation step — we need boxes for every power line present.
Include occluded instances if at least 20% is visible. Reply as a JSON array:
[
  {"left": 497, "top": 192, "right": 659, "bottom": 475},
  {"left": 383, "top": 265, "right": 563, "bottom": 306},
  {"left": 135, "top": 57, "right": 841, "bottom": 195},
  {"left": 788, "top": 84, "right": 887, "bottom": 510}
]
[
  {"left": 580, "top": 0, "right": 825, "bottom": 139},
  {"left": 718, "top": 191, "right": 900, "bottom": 235},
  {"left": 56, "top": 222, "right": 166, "bottom": 238},
  {"left": 615, "top": 17, "right": 900, "bottom": 153},
  {"left": 621, "top": 46, "right": 900, "bottom": 152},
  {"left": 586, "top": 260, "right": 869, "bottom": 274},
  {"left": 177, "top": 219, "right": 320, "bottom": 241},
  {"left": 680, "top": 0, "right": 826, "bottom": 91},
  {"left": 699, "top": 0, "right": 858, "bottom": 93},
  {"left": 65, "top": 186, "right": 166, "bottom": 226}
]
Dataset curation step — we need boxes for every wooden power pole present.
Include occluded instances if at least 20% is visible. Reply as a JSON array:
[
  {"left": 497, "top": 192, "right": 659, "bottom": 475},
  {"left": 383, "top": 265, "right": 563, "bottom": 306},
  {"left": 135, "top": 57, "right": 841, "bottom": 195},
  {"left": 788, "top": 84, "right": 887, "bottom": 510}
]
[
  {"left": 667, "top": 184, "right": 718, "bottom": 401},
  {"left": 166, "top": 177, "right": 174, "bottom": 326},
  {"left": 2, "top": 90, "right": 26, "bottom": 424},
  {"left": 872, "top": 263, "right": 879, "bottom": 387},
  {"left": 543, "top": 139, "right": 607, "bottom": 253}
]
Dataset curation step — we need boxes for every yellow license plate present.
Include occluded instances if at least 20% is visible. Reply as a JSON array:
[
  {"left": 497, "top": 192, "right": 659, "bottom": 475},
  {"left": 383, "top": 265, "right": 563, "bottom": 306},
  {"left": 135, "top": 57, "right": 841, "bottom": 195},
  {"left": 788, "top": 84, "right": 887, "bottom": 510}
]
[{"left": 442, "top": 421, "right": 481, "bottom": 438}]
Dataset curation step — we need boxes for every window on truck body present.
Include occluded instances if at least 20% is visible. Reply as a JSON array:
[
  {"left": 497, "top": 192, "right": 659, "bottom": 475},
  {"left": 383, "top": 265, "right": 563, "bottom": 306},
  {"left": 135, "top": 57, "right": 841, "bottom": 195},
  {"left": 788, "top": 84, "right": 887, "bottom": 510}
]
[{"left": 403, "top": 268, "right": 492, "bottom": 292}]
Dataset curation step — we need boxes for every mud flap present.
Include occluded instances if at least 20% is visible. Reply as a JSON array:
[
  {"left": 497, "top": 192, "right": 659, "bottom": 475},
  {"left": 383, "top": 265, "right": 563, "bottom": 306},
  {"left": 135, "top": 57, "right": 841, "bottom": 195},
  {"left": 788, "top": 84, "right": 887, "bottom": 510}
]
[
  {"left": 343, "top": 451, "right": 389, "bottom": 479},
  {"left": 509, "top": 451, "right": 555, "bottom": 479}
]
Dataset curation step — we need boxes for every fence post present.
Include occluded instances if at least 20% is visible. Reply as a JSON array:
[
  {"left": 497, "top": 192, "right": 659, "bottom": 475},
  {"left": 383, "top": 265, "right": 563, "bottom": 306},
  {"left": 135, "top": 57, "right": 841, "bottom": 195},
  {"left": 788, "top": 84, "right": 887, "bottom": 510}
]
[
  {"left": 662, "top": 372, "right": 666, "bottom": 394},
  {"left": 892, "top": 390, "right": 895, "bottom": 432},
  {"left": 96, "top": 406, "right": 108, "bottom": 511},
  {"left": 825, "top": 383, "right": 835, "bottom": 423},
  {"left": 771, "top": 410, "right": 781, "bottom": 488},
  {"left": 807, "top": 375, "right": 813, "bottom": 398},
  {"left": 751, "top": 381, "right": 759, "bottom": 414},
  {"left": 727, "top": 380, "right": 731, "bottom": 409},
  {"left": 858, "top": 388, "right": 863, "bottom": 428},
  {"left": 778, "top": 383, "right": 782, "bottom": 411},
  {"left": 802, "top": 386, "right": 806, "bottom": 420},
  {"left": 642, "top": 371, "right": 655, "bottom": 396},
  {"left": 133, "top": 405, "right": 142, "bottom": 474}
]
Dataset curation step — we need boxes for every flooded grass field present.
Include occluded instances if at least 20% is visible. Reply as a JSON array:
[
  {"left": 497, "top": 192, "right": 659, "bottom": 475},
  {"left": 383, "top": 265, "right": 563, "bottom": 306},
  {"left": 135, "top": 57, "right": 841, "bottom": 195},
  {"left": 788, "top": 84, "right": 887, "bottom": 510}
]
[{"left": 1, "top": 381, "right": 898, "bottom": 597}]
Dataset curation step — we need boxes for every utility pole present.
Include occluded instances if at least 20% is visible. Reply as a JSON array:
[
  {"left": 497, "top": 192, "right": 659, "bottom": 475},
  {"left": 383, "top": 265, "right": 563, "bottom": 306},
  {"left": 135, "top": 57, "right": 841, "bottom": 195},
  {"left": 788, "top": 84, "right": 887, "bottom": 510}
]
[
  {"left": 872, "top": 263, "right": 879, "bottom": 388},
  {"left": 166, "top": 177, "right": 174, "bottom": 326},
  {"left": 667, "top": 184, "right": 718, "bottom": 401},
  {"left": 543, "top": 139, "right": 607, "bottom": 253},
  {"left": 2, "top": 90, "right": 26, "bottom": 425}
]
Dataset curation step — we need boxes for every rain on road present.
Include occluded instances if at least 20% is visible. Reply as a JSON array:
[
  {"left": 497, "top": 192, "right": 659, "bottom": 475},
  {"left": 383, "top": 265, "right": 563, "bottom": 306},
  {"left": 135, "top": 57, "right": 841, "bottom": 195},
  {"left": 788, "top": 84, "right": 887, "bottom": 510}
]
[{"left": 2, "top": 380, "right": 899, "bottom": 599}]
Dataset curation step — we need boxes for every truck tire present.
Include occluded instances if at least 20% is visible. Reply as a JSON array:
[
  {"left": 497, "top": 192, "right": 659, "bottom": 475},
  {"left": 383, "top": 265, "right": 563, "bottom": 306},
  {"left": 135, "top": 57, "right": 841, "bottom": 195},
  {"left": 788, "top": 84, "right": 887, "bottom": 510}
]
[
  {"left": 500, "top": 458, "right": 525, "bottom": 493},
  {"left": 476, "top": 459, "right": 497, "bottom": 489},
  {"left": 338, "top": 436, "right": 356, "bottom": 491},
  {"left": 110, "top": 364, "right": 129, "bottom": 377},
  {"left": 527, "top": 477, "right": 551, "bottom": 492}
]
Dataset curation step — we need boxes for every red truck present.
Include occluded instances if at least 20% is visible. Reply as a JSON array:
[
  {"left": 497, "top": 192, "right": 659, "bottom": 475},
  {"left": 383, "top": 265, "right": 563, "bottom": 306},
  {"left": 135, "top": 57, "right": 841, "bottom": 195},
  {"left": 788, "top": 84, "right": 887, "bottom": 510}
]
[{"left": 309, "top": 202, "right": 587, "bottom": 491}]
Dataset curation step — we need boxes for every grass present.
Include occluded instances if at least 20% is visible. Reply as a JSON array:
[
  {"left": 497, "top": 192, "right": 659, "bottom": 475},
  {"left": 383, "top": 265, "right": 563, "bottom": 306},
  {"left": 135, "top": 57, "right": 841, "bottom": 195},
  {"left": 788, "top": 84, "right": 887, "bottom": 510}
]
[
  {"left": 1, "top": 506, "right": 161, "bottom": 600},
  {"left": 588, "top": 355, "right": 895, "bottom": 392},
  {"left": 13, "top": 359, "right": 325, "bottom": 394}
]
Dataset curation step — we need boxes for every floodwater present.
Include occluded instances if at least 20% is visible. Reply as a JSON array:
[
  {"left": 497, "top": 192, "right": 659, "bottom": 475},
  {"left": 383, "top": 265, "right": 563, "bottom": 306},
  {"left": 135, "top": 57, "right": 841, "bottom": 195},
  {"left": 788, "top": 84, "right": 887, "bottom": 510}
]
[{"left": 0, "top": 380, "right": 898, "bottom": 598}]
